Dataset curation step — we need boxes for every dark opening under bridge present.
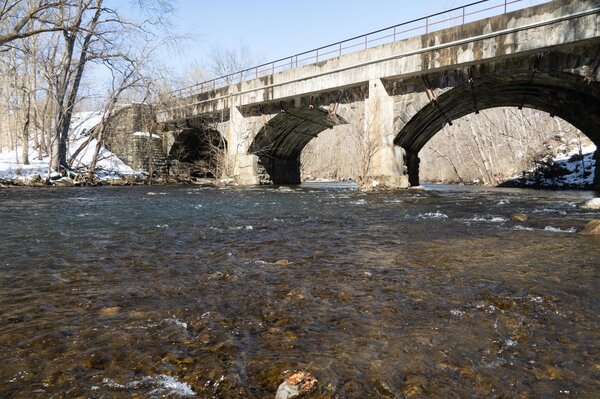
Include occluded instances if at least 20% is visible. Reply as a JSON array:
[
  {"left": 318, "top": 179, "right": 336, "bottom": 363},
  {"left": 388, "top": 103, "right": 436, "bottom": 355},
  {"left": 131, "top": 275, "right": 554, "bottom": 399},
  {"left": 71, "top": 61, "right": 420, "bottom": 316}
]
[{"left": 156, "top": 0, "right": 600, "bottom": 188}]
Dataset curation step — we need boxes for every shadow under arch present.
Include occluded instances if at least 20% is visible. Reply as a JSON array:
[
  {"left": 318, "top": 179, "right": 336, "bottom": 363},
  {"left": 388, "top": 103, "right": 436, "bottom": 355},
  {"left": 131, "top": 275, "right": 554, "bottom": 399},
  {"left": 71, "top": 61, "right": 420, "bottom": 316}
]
[
  {"left": 395, "top": 71, "right": 600, "bottom": 187},
  {"left": 248, "top": 108, "right": 346, "bottom": 184},
  {"left": 169, "top": 126, "right": 226, "bottom": 178}
]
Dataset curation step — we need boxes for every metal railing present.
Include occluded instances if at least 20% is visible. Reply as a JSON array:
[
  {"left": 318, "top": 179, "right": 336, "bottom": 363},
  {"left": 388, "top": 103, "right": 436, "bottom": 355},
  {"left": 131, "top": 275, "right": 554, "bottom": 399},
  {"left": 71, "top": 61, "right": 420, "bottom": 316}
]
[{"left": 171, "top": 0, "right": 548, "bottom": 98}]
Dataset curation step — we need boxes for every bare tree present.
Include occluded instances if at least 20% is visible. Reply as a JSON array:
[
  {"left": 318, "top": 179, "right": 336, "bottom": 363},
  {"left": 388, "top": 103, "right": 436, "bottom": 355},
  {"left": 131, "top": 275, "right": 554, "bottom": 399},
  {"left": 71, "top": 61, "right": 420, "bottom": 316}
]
[{"left": 0, "top": 1, "right": 64, "bottom": 47}]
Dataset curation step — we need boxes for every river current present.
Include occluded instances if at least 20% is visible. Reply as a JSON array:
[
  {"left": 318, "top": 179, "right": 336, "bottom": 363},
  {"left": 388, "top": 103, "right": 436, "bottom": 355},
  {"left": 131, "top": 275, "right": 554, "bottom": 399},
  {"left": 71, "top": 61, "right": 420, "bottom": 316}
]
[{"left": 0, "top": 184, "right": 598, "bottom": 398}]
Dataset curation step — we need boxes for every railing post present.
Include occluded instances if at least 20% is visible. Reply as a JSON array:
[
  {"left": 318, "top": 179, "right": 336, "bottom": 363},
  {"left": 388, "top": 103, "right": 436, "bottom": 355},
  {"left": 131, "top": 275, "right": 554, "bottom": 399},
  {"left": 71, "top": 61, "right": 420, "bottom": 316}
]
[
  {"left": 504, "top": 0, "right": 507, "bottom": 13},
  {"left": 272, "top": 62, "right": 275, "bottom": 75},
  {"left": 255, "top": 67, "right": 258, "bottom": 79},
  {"left": 462, "top": 7, "right": 465, "bottom": 24},
  {"left": 339, "top": 42, "right": 342, "bottom": 56},
  {"left": 426, "top": 17, "right": 429, "bottom": 33},
  {"left": 393, "top": 26, "right": 396, "bottom": 42},
  {"left": 364, "top": 35, "right": 368, "bottom": 49},
  {"left": 316, "top": 49, "right": 319, "bottom": 62}
]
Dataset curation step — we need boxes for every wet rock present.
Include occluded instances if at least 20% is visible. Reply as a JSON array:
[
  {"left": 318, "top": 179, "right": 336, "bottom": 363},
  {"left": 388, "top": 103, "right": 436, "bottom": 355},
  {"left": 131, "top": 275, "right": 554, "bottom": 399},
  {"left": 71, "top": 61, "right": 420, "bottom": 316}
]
[
  {"left": 580, "top": 219, "right": 600, "bottom": 235},
  {"left": 580, "top": 198, "right": 600, "bottom": 210},
  {"left": 275, "top": 371, "right": 317, "bottom": 399},
  {"left": 401, "top": 375, "right": 424, "bottom": 397},
  {"left": 510, "top": 213, "right": 528, "bottom": 222}
]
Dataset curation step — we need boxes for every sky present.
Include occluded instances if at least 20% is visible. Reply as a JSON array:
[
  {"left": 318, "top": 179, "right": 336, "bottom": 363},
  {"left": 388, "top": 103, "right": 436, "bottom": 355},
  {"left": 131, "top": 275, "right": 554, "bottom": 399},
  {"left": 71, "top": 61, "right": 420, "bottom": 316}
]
[{"left": 161, "top": 0, "right": 544, "bottom": 78}]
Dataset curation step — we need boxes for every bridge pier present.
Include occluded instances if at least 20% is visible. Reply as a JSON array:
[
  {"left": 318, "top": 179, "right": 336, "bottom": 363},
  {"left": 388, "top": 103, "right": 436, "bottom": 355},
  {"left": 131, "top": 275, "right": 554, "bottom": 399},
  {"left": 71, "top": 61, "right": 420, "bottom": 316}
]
[
  {"left": 365, "top": 79, "right": 409, "bottom": 188},
  {"left": 224, "top": 105, "right": 261, "bottom": 185}
]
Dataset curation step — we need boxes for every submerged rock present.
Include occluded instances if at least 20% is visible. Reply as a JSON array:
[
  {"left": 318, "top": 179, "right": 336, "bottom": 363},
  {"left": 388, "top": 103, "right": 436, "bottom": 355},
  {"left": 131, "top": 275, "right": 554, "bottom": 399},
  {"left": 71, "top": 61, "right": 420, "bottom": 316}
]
[
  {"left": 580, "top": 219, "right": 600, "bottom": 235},
  {"left": 275, "top": 371, "right": 317, "bottom": 399},
  {"left": 580, "top": 198, "right": 600, "bottom": 210},
  {"left": 99, "top": 306, "right": 121, "bottom": 316},
  {"left": 510, "top": 213, "right": 528, "bottom": 222}
]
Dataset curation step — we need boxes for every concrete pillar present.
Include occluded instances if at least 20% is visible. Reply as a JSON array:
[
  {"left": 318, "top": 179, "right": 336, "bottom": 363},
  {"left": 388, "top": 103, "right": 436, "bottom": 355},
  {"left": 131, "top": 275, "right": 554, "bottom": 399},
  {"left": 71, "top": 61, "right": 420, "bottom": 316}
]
[
  {"left": 225, "top": 106, "right": 260, "bottom": 185},
  {"left": 405, "top": 151, "right": 421, "bottom": 187},
  {"left": 365, "top": 79, "right": 409, "bottom": 188}
]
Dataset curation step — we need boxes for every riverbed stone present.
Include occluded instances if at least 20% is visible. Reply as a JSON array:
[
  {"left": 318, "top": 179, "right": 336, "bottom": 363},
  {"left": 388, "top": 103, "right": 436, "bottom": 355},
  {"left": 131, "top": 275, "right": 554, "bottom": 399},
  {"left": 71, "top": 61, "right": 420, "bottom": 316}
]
[
  {"left": 99, "top": 306, "right": 121, "bottom": 316},
  {"left": 580, "top": 198, "right": 600, "bottom": 210},
  {"left": 510, "top": 213, "right": 528, "bottom": 222},
  {"left": 580, "top": 219, "right": 600, "bottom": 235},
  {"left": 275, "top": 371, "right": 317, "bottom": 399}
]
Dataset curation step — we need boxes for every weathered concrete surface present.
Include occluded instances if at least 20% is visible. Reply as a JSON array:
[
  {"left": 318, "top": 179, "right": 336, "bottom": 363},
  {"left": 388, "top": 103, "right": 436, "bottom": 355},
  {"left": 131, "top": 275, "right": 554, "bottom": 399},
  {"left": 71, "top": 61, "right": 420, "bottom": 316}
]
[{"left": 156, "top": 0, "right": 600, "bottom": 185}]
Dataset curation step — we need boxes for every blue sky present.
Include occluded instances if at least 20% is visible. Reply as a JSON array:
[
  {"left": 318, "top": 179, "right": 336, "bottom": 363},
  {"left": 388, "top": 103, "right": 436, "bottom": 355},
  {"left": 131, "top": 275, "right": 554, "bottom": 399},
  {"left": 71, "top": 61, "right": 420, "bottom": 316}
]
[
  {"left": 161, "top": 0, "right": 544, "bottom": 76},
  {"left": 173, "top": 1, "right": 456, "bottom": 59}
]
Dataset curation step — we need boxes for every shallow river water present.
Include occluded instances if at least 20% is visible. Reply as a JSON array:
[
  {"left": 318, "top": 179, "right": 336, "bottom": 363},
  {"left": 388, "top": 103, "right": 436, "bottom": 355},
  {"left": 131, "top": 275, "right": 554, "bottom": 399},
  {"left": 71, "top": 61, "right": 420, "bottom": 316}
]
[{"left": 0, "top": 184, "right": 599, "bottom": 398}]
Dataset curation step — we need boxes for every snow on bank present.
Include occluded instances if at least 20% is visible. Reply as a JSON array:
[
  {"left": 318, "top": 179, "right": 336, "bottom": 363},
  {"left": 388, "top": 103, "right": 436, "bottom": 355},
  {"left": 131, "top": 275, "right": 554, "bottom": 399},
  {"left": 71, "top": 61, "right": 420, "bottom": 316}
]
[
  {"left": 506, "top": 143, "right": 597, "bottom": 189},
  {"left": 0, "top": 112, "right": 141, "bottom": 183}
]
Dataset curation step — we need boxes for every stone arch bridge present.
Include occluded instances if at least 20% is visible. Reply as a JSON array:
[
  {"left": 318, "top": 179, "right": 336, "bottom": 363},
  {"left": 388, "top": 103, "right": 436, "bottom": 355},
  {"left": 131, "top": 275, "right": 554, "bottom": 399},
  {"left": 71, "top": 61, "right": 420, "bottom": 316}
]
[{"left": 153, "top": 0, "right": 600, "bottom": 188}]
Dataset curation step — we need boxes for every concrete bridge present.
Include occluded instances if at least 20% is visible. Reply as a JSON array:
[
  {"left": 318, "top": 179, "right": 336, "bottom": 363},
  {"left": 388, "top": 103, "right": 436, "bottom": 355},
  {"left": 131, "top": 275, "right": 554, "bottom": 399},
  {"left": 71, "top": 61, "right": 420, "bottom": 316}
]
[{"left": 156, "top": 0, "right": 600, "bottom": 187}]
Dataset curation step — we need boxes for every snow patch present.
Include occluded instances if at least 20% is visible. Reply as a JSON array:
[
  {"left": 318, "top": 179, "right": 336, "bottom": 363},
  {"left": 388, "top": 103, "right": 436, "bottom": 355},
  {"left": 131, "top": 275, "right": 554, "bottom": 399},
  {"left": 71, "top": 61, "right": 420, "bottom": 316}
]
[
  {"left": 0, "top": 111, "right": 141, "bottom": 183},
  {"left": 133, "top": 131, "right": 161, "bottom": 140}
]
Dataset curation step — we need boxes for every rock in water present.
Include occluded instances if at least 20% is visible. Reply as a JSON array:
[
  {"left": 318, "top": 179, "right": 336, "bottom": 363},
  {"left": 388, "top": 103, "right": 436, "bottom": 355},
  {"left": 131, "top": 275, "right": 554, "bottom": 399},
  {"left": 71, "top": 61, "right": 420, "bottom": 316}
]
[
  {"left": 99, "top": 306, "right": 121, "bottom": 316},
  {"left": 510, "top": 213, "right": 528, "bottom": 222},
  {"left": 580, "top": 198, "right": 600, "bottom": 210},
  {"left": 275, "top": 371, "right": 317, "bottom": 399},
  {"left": 580, "top": 219, "right": 600, "bottom": 235}
]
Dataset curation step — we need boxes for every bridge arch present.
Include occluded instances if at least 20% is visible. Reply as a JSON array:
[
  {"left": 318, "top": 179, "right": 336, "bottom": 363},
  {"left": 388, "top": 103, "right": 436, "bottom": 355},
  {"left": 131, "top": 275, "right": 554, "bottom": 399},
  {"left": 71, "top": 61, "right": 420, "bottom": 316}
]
[
  {"left": 169, "top": 125, "right": 226, "bottom": 178},
  {"left": 395, "top": 57, "right": 600, "bottom": 186},
  {"left": 248, "top": 108, "right": 346, "bottom": 184}
]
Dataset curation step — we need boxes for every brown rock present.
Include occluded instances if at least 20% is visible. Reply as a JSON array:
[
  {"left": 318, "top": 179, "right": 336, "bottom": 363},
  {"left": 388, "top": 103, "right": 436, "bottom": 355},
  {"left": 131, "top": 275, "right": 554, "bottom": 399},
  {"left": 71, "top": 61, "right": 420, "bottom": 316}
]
[
  {"left": 275, "top": 259, "right": 291, "bottom": 266},
  {"left": 580, "top": 219, "right": 600, "bottom": 235},
  {"left": 99, "top": 306, "right": 121, "bottom": 316},
  {"left": 275, "top": 371, "right": 317, "bottom": 399},
  {"left": 510, "top": 213, "right": 528, "bottom": 222}
]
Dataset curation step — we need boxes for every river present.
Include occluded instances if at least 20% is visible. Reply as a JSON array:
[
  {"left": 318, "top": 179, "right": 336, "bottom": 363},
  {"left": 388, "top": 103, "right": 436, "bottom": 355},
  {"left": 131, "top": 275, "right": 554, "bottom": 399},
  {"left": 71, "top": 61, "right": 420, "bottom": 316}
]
[{"left": 0, "top": 184, "right": 598, "bottom": 398}]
